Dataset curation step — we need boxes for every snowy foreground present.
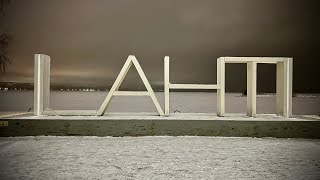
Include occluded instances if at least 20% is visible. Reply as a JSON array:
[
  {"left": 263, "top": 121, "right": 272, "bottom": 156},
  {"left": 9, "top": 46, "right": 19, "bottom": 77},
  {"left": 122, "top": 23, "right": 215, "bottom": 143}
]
[{"left": 0, "top": 136, "right": 319, "bottom": 179}]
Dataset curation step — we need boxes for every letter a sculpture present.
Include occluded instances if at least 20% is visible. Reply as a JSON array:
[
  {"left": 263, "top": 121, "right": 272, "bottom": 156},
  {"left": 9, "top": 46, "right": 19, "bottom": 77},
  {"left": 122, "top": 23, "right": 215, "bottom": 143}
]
[{"left": 97, "top": 55, "right": 164, "bottom": 116}]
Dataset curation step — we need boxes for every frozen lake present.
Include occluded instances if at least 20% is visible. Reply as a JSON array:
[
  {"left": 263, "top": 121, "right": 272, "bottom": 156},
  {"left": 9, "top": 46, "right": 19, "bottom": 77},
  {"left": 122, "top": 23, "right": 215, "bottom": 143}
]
[
  {"left": 0, "top": 136, "right": 319, "bottom": 179},
  {"left": 0, "top": 91, "right": 319, "bottom": 114},
  {"left": 1, "top": 92, "right": 319, "bottom": 179}
]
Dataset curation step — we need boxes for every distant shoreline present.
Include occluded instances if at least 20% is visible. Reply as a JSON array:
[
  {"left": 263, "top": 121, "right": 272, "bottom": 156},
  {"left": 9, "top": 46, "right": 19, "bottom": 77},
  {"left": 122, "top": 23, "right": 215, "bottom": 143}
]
[
  {"left": 0, "top": 81, "right": 319, "bottom": 94},
  {"left": 1, "top": 90, "right": 320, "bottom": 98}
]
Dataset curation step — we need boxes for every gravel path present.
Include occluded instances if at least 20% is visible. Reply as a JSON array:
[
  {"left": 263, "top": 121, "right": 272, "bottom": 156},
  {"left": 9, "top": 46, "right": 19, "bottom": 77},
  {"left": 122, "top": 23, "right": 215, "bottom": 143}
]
[{"left": 0, "top": 136, "right": 319, "bottom": 179}]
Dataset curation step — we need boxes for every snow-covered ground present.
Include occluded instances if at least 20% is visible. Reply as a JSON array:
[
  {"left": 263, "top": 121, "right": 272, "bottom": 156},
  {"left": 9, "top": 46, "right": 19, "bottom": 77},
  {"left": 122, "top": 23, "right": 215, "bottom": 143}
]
[{"left": 0, "top": 136, "right": 319, "bottom": 179}]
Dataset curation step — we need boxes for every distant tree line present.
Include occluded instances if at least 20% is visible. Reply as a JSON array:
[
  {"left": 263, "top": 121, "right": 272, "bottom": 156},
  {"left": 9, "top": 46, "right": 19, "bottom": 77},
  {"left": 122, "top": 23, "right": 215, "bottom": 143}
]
[{"left": 0, "top": 0, "right": 11, "bottom": 72}]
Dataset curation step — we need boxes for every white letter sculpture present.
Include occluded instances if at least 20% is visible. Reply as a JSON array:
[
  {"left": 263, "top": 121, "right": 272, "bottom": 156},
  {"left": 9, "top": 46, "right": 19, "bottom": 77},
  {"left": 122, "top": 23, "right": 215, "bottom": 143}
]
[
  {"left": 34, "top": 54, "right": 50, "bottom": 115},
  {"left": 34, "top": 54, "right": 292, "bottom": 118},
  {"left": 97, "top": 55, "right": 164, "bottom": 116}
]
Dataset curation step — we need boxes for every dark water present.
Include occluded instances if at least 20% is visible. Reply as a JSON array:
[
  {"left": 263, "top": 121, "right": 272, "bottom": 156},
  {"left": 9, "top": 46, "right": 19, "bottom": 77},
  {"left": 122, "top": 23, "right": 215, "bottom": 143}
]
[{"left": 0, "top": 91, "right": 319, "bottom": 115}]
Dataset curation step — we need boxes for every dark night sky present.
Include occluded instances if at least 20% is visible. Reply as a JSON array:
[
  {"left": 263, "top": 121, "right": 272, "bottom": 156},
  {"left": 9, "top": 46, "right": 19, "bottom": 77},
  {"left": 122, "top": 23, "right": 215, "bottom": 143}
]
[{"left": 0, "top": 0, "right": 319, "bottom": 92}]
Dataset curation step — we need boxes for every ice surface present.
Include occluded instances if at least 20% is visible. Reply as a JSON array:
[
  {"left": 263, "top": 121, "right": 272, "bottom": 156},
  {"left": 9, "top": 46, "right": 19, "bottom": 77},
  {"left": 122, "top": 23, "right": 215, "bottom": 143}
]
[{"left": 0, "top": 91, "right": 320, "bottom": 115}]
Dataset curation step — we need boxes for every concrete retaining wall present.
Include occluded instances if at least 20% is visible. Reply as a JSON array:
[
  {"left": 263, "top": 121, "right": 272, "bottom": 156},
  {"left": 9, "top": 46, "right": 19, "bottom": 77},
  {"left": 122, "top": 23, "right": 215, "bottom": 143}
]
[{"left": 1, "top": 114, "right": 319, "bottom": 138}]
